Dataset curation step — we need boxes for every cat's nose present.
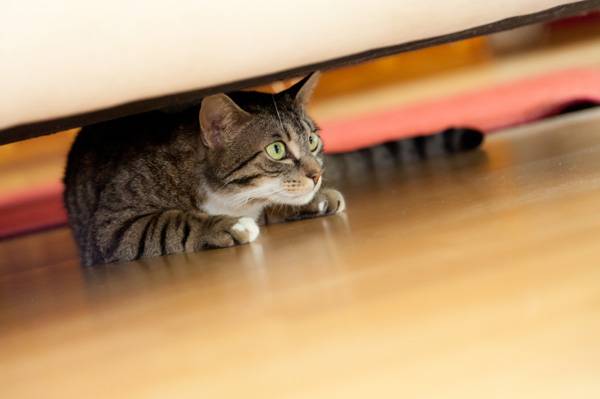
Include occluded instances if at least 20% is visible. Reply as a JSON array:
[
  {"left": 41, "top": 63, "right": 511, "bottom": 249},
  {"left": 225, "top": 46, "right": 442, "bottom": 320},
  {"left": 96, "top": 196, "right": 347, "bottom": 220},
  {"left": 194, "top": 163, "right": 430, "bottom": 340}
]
[{"left": 306, "top": 171, "right": 321, "bottom": 185}]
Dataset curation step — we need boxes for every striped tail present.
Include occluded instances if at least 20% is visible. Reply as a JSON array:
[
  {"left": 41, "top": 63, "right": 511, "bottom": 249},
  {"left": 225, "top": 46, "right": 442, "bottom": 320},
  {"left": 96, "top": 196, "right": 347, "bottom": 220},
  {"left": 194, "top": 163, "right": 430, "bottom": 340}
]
[
  {"left": 323, "top": 128, "right": 484, "bottom": 181},
  {"left": 379, "top": 127, "right": 484, "bottom": 161}
]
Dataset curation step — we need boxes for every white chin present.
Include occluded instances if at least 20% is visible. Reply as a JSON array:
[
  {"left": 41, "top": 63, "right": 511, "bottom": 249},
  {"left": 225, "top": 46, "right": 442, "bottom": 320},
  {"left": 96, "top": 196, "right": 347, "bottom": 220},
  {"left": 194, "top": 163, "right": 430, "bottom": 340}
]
[
  {"left": 274, "top": 191, "right": 316, "bottom": 206},
  {"left": 274, "top": 191, "right": 315, "bottom": 205},
  {"left": 271, "top": 179, "right": 322, "bottom": 206},
  {"left": 273, "top": 183, "right": 320, "bottom": 206}
]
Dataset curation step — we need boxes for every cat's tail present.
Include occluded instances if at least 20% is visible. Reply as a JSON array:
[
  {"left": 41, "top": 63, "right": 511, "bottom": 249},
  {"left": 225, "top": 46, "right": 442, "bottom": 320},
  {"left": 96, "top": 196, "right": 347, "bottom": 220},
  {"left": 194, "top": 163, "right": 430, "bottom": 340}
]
[
  {"left": 323, "top": 128, "right": 484, "bottom": 180},
  {"left": 331, "top": 127, "right": 484, "bottom": 161},
  {"left": 377, "top": 127, "right": 484, "bottom": 160}
]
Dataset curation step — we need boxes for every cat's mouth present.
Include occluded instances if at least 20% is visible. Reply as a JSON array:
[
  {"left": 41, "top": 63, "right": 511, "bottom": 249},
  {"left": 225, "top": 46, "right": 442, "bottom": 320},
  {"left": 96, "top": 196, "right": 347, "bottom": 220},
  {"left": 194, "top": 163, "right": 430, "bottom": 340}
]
[{"left": 274, "top": 178, "right": 322, "bottom": 206}]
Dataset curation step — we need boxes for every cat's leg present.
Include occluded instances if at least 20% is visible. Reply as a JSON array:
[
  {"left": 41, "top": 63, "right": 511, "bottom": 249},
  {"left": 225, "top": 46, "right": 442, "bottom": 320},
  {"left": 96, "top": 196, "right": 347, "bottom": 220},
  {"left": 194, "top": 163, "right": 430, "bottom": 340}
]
[
  {"left": 93, "top": 210, "right": 259, "bottom": 265},
  {"left": 264, "top": 188, "right": 346, "bottom": 224}
]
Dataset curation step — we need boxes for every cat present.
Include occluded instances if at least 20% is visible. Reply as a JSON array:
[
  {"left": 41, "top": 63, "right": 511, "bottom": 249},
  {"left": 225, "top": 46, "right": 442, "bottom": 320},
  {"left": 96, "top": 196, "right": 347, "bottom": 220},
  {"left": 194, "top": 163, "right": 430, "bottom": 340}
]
[{"left": 64, "top": 73, "right": 483, "bottom": 266}]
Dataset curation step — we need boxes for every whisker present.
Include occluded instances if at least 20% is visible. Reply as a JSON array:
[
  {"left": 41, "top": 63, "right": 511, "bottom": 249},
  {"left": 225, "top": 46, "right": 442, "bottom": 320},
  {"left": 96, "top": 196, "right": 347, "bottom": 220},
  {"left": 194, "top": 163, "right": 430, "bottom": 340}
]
[{"left": 272, "top": 95, "right": 286, "bottom": 133}]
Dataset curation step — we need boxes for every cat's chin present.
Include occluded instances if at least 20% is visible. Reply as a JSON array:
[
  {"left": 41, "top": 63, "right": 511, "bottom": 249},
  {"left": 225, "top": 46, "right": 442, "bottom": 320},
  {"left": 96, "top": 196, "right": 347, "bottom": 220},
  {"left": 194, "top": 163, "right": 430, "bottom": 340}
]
[
  {"left": 271, "top": 189, "right": 317, "bottom": 206},
  {"left": 271, "top": 179, "right": 321, "bottom": 206}
]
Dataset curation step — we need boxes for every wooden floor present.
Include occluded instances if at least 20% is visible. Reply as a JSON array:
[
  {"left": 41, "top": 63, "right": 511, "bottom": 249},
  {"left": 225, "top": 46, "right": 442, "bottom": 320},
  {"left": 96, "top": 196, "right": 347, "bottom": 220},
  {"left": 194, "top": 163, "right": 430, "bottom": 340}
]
[{"left": 2, "top": 109, "right": 600, "bottom": 398}]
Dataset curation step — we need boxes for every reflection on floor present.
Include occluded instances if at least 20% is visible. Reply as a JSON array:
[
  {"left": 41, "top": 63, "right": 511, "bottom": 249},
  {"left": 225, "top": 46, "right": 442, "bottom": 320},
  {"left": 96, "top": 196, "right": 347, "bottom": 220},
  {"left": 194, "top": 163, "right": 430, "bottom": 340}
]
[{"left": 2, "top": 109, "right": 600, "bottom": 398}]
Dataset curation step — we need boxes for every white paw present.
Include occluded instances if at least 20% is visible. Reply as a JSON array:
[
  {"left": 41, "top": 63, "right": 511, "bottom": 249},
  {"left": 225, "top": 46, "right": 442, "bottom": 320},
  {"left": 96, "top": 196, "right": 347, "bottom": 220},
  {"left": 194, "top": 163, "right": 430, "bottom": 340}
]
[
  {"left": 336, "top": 196, "right": 346, "bottom": 213},
  {"left": 318, "top": 201, "right": 327, "bottom": 213},
  {"left": 232, "top": 217, "right": 260, "bottom": 242}
]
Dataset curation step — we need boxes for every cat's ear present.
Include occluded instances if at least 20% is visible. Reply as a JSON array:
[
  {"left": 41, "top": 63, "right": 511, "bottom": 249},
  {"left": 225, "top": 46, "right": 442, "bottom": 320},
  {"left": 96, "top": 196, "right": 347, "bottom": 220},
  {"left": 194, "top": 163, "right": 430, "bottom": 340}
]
[
  {"left": 199, "top": 94, "right": 251, "bottom": 148},
  {"left": 285, "top": 72, "right": 320, "bottom": 107}
]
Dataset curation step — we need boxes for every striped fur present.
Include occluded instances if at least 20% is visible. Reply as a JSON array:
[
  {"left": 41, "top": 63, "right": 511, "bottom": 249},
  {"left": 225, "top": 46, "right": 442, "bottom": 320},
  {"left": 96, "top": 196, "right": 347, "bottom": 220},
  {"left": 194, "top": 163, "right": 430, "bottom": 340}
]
[
  {"left": 65, "top": 73, "right": 339, "bottom": 266},
  {"left": 324, "top": 127, "right": 484, "bottom": 181}
]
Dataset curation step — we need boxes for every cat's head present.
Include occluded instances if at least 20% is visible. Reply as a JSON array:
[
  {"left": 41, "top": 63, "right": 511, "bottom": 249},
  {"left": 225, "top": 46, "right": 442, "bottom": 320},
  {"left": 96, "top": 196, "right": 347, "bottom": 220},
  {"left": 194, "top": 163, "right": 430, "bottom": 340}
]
[{"left": 199, "top": 72, "right": 323, "bottom": 208}]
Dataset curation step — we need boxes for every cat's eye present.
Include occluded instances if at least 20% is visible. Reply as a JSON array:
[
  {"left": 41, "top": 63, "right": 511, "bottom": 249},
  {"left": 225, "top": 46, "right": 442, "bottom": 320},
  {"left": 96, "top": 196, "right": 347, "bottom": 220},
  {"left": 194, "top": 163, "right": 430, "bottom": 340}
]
[
  {"left": 308, "top": 133, "right": 320, "bottom": 152},
  {"left": 265, "top": 141, "right": 287, "bottom": 160}
]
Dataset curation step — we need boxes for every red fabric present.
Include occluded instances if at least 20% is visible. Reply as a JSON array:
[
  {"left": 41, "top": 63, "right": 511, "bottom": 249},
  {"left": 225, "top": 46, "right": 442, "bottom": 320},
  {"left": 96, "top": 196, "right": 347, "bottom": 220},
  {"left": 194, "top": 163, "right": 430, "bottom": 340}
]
[
  {"left": 0, "top": 183, "right": 66, "bottom": 239},
  {"left": 1, "top": 68, "right": 600, "bottom": 238}
]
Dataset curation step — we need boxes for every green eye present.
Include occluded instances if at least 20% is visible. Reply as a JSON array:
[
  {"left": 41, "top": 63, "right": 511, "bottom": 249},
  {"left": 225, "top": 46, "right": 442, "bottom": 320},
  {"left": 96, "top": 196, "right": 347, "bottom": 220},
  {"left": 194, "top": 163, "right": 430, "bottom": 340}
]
[
  {"left": 308, "top": 133, "right": 320, "bottom": 152},
  {"left": 265, "top": 141, "right": 287, "bottom": 160}
]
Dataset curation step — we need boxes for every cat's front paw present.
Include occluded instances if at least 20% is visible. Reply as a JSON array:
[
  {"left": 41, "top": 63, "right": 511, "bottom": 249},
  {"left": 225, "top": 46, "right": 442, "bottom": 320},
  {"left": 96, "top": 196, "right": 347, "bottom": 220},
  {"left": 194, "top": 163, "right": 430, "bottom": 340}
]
[
  {"left": 263, "top": 188, "right": 346, "bottom": 224},
  {"left": 314, "top": 188, "right": 346, "bottom": 216},
  {"left": 286, "top": 188, "right": 345, "bottom": 220},
  {"left": 203, "top": 216, "right": 260, "bottom": 249}
]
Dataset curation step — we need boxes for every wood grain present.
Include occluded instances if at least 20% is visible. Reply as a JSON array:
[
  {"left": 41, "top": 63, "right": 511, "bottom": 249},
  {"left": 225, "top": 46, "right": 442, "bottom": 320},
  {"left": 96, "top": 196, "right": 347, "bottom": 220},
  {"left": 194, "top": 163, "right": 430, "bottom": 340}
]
[{"left": 2, "top": 109, "right": 600, "bottom": 398}]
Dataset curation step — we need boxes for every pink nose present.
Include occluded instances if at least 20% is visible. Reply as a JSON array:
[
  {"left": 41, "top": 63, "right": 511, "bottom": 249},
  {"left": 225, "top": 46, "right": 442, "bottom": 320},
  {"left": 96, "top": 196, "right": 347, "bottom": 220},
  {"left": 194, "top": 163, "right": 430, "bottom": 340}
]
[{"left": 306, "top": 171, "right": 321, "bottom": 185}]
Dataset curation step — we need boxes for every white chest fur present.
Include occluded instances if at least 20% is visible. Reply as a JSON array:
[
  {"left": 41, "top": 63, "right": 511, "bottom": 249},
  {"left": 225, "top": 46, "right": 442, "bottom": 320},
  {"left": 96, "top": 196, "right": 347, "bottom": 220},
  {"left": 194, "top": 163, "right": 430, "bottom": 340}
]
[{"left": 200, "top": 188, "right": 266, "bottom": 221}]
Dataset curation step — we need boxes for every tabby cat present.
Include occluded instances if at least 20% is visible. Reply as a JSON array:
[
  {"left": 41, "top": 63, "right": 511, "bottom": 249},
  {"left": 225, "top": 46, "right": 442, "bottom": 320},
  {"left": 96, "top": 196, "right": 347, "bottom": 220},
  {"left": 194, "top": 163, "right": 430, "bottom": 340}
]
[{"left": 64, "top": 73, "right": 483, "bottom": 266}]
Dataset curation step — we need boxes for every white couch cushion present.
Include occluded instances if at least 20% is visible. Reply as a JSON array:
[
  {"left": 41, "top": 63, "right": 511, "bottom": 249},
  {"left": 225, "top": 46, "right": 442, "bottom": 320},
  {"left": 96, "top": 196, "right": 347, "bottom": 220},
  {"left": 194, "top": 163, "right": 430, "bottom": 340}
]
[{"left": 0, "top": 0, "right": 589, "bottom": 135}]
